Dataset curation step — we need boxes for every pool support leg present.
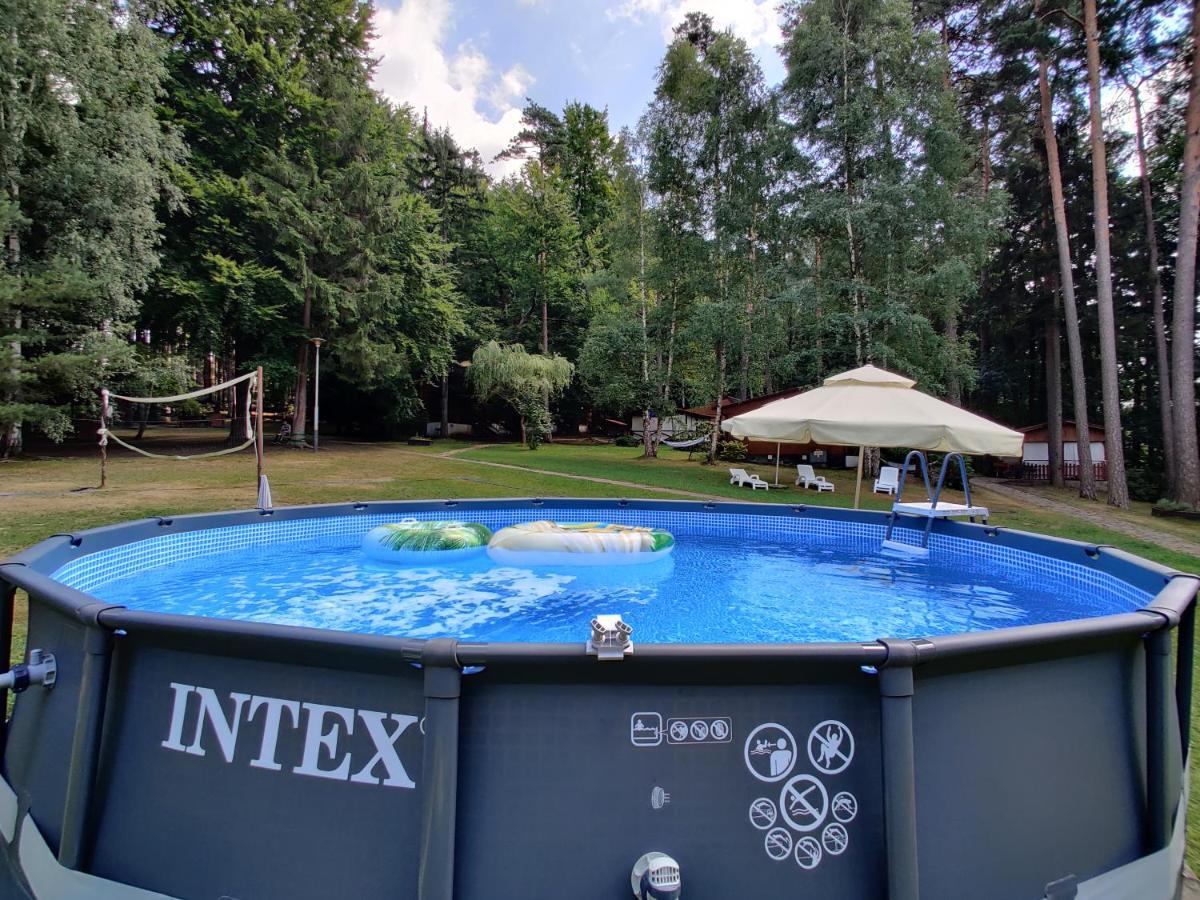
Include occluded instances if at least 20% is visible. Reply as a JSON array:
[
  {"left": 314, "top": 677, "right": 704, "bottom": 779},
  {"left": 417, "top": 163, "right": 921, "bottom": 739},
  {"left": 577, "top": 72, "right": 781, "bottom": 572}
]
[
  {"left": 879, "top": 639, "right": 921, "bottom": 900},
  {"left": 1146, "top": 625, "right": 1173, "bottom": 853},
  {"left": 0, "top": 579, "right": 13, "bottom": 753},
  {"left": 418, "top": 638, "right": 461, "bottom": 900},
  {"left": 1175, "top": 598, "right": 1195, "bottom": 758},
  {"left": 58, "top": 626, "right": 112, "bottom": 870}
]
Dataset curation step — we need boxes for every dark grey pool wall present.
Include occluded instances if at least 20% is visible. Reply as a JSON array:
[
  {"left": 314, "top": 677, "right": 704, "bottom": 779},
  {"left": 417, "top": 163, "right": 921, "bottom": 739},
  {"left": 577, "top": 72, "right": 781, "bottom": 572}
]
[{"left": 0, "top": 498, "right": 1193, "bottom": 900}]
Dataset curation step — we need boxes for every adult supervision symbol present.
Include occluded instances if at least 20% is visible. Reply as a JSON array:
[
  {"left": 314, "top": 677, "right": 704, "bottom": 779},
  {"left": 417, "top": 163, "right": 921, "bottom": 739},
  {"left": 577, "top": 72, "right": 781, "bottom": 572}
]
[{"left": 744, "top": 723, "right": 797, "bottom": 783}]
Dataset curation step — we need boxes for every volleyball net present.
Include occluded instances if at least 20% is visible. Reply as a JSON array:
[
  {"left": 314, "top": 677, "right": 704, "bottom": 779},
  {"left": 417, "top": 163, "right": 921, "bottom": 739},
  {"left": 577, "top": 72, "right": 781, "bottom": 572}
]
[{"left": 97, "top": 368, "right": 270, "bottom": 506}]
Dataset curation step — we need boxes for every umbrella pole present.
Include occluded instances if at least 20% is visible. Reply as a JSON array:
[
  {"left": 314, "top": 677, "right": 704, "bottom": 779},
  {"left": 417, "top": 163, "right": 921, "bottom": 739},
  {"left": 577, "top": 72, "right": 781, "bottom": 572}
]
[
  {"left": 774, "top": 442, "right": 781, "bottom": 486},
  {"left": 853, "top": 445, "right": 864, "bottom": 509}
]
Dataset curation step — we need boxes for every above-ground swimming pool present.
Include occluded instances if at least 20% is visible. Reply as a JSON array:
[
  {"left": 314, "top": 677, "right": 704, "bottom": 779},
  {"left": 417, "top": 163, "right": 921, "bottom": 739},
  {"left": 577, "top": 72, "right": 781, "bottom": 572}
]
[{"left": 0, "top": 498, "right": 1195, "bottom": 900}]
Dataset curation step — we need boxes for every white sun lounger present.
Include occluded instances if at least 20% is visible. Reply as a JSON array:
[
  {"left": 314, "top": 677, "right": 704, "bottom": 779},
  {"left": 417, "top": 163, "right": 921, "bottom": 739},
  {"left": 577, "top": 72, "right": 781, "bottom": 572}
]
[
  {"left": 873, "top": 466, "right": 900, "bottom": 496},
  {"left": 796, "top": 464, "right": 834, "bottom": 492},
  {"left": 729, "top": 468, "right": 769, "bottom": 490}
]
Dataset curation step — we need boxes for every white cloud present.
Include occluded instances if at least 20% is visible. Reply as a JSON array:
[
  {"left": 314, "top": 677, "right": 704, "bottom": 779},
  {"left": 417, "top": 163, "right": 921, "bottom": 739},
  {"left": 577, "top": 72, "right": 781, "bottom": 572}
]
[
  {"left": 371, "top": 0, "right": 532, "bottom": 177},
  {"left": 607, "top": 0, "right": 782, "bottom": 51}
]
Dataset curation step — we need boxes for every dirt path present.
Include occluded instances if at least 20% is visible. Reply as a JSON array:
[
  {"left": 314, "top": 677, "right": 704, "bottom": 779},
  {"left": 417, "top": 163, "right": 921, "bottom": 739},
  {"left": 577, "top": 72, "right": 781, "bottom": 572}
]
[
  {"left": 394, "top": 447, "right": 729, "bottom": 500},
  {"left": 976, "top": 478, "right": 1200, "bottom": 557},
  {"left": 434, "top": 443, "right": 490, "bottom": 457}
]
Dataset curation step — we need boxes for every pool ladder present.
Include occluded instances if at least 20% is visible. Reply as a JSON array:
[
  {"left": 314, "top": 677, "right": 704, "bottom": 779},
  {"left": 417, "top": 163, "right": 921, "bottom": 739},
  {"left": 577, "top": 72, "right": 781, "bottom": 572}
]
[{"left": 881, "top": 450, "right": 989, "bottom": 558}]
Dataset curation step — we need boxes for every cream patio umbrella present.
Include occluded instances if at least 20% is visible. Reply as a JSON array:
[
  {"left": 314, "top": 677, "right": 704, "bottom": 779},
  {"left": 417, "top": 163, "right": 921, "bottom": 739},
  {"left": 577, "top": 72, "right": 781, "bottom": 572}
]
[{"left": 721, "top": 365, "right": 1024, "bottom": 508}]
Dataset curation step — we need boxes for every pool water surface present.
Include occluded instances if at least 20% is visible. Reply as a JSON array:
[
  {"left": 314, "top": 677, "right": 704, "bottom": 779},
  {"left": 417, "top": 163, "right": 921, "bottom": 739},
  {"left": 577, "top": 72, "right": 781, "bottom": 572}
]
[{"left": 87, "top": 530, "right": 1144, "bottom": 643}]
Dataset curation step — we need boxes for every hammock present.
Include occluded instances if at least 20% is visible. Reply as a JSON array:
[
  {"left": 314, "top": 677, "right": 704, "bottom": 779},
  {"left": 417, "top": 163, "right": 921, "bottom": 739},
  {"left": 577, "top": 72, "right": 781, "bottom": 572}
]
[{"left": 661, "top": 434, "right": 710, "bottom": 449}]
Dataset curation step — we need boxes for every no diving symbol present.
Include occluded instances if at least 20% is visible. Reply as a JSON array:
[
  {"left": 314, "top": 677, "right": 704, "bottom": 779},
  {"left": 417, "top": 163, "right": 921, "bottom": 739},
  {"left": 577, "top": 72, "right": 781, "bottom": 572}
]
[
  {"left": 764, "top": 827, "right": 793, "bottom": 861},
  {"left": 748, "top": 798, "right": 777, "bottom": 830},
  {"left": 807, "top": 720, "right": 854, "bottom": 775},
  {"left": 779, "top": 774, "right": 829, "bottom": 833}
]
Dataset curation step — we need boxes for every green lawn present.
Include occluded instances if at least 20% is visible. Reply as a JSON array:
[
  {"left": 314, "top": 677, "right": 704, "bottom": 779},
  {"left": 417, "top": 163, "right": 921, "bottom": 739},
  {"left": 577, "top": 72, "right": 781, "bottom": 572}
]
[{"left": 2, "top": 437, "right": 1199, "bottom": 869}]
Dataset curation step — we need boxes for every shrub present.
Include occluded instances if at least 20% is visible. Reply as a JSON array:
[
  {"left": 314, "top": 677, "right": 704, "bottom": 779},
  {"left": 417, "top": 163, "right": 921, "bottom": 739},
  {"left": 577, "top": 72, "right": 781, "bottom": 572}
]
[
  {"left": 614, "top": 434, "right": 640, "bottom": 447},
  {"left": 1154, "top": 498, "right": 1197, "bottom": 513},
  {"left": 717, "top": 438, "right": 747, "bottom": 461},
  {"left": 1125, "top": 467, "right": 1165, "bottom": 503}
]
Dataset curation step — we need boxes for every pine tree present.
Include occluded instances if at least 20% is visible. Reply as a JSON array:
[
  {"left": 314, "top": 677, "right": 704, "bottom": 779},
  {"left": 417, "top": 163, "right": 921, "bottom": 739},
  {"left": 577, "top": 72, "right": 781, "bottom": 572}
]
[{"left": 0, "top": 0, "right": 180, "bottom": 453}]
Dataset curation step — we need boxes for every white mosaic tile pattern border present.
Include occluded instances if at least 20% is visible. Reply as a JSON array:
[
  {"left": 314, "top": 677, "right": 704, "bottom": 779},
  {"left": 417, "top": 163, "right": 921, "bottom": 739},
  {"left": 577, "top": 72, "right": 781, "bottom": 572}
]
[{"left": 50, "top": 506, "right": 1152, "bottom": 611}]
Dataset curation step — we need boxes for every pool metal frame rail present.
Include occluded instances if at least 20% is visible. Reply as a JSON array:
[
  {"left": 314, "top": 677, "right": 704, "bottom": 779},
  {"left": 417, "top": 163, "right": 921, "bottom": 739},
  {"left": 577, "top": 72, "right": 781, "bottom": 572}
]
[{"left": 0, "top": 497, "right": 1194, "bottom": 900}]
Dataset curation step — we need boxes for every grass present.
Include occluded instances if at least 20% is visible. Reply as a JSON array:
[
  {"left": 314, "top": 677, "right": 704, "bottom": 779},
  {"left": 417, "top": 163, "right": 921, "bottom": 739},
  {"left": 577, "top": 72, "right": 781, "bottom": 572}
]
[{"left": 2, "top": 436, "right": 1199, "bottom": 868}]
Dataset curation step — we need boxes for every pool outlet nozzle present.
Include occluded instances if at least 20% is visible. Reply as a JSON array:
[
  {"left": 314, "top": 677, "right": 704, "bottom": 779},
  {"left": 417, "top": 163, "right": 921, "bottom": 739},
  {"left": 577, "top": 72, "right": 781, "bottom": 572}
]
[
  {"left": 587, "top": 614, "right": 633, "bottom": 661},
  {"left": 0, "top": 649, "right": 56, "bottom": 693},
  {"left": 631, "top": 852, "right": 681, "bottom": 899}
]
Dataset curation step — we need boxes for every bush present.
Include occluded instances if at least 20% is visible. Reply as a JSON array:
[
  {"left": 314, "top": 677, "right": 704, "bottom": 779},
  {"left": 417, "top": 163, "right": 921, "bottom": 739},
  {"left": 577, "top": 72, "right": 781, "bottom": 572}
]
[
  {"left": 1125, "top": 467, "right": 1165, "bottom": 503},
  {"left": 717, "top": 438, "right": 747, "bottom": 462},
  {"left": 173, "top": 399, "right": 204, "bottom": 421},
  {"left": 1154, "top": 498, "right": 1197, "bottom": 513},
  {"left": 523, "top": 404, "right": 552, "bottom": 450},
  {"left": 614, "top": 434, "right": 640, "bottom": 447}
]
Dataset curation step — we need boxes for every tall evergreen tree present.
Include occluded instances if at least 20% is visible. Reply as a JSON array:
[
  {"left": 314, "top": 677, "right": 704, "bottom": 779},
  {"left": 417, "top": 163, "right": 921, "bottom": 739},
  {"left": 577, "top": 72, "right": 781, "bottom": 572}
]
[
  {"left": 1170, "top": 0, "right": 1200, "bottom": 507},
  {"left": 0, "top": 0, "right": 180, "bottom": 453},
  {"left": 779, "top": 0, "right": 1000, "bottom": 394},
  {"left": 1082, "top": 0, "right": 1130, "bottom": 506}
]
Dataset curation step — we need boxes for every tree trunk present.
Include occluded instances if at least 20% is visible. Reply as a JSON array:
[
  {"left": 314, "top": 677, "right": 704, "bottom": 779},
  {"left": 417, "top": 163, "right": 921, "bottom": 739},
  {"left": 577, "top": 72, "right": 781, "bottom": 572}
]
[
  {"left": 709, "top": 342, "right": 726, "bottom": 464},
  {"left": 1046, "top": 298, "right": 1064, "bottom": 489},
  {"left": 1128, "top": 79, "right": 1175, "bottom": 488},
  {"left": 944, "top": 309, "right": 961, "bottom": 405},
  {"left": 290, "top": 275, "right": 313, "bottom": 443},
  {"left": 842, "top": 16, "right": 863, "bottom": 365},
  {"left": 226, "top": 346, "right": 243, "bottom": 445},
  {"left": 739, "top": 215, "right": 758, "bottom": 401},
  {"left": 664, "top": 284, "right": 677, "bottom": 405},
  {"left": 440, "top": 368, "right": 451, "bottom": 439},
  {"left": 639, "top": 183, "right": 656, "bottom": 459},
  {"left": 1082, "top": 0, "right": 1129, "bottom": 507},
  {"left": 135, "top": 401, "right": 151, "bottom": 441},
  {"left": 3, "top": 179, "right": 21, "bottom": 457},
  {"left": 1169, "top": 0, "right": 1200, "bottom": 508},
  {"left": 980, "top": 109, "right": 992, "bottom": 197},
  {"left": 539, "top": 250, "right": 549, "bottom": 354},
  {"left": 1037, "top": 44, "right": 1097, "bottom": 500}
]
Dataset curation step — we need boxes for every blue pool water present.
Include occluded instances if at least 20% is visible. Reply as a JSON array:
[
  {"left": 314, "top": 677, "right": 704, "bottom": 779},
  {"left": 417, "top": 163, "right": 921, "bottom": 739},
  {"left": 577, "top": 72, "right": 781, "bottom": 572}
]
[{"left": 85, "top": 528, "right": 1144, "bottom": 644}]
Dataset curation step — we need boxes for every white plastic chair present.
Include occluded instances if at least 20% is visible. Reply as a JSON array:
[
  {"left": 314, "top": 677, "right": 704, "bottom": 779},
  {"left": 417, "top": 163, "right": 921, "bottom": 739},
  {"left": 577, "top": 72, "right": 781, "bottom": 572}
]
[
  {"left": 874, "top": 466, "right": 900, "bottom": 496},
  {"left": 796, "top": 464, "right": 834, "bottom": 492},
  {"left": 729, "top": 468, "right": 769, "bottom": 490}
]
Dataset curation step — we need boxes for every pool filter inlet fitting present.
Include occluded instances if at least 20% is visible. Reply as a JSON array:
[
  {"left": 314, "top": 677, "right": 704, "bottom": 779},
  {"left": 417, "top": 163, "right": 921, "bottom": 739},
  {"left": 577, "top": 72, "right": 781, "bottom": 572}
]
[
  {"left": 0, "top": 649, "right": 56, "bottom": 693},
  {"left": 631, "top": 852, "right": 681, "bottom": 899},
  {"left": 587, "top": 614, "right": 634, "bottom": 661}
]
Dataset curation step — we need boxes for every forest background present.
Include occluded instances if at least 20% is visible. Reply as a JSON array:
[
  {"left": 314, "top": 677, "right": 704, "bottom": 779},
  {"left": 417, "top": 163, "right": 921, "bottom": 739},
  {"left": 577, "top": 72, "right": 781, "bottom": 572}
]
[{"left": 3, "top": 0, "right": 1200, "bottom": 509}]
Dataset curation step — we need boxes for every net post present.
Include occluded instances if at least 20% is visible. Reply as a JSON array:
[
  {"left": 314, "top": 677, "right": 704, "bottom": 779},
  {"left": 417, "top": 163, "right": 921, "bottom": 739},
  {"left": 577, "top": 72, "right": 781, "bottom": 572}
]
[{"left": 255, "top": 366, "right": 265, "bottom": 487}]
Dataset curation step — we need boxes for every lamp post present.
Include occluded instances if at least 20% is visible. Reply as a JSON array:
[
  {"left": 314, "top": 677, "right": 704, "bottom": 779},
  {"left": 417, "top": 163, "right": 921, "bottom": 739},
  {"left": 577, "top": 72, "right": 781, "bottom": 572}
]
[{"left": 310, "top": 337, "right": 325, "bottom": 452}]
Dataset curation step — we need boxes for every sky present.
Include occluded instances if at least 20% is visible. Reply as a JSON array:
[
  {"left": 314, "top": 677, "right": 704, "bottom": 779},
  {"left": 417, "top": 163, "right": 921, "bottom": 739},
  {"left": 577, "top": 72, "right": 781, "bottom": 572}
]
[{"left": 370, "top": 0, "right": 787, "bottom": 177}]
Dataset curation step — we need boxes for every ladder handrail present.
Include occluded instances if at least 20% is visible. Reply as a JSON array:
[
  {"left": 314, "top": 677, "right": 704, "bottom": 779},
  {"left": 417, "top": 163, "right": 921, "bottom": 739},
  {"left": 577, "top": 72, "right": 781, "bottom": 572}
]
[
  {"left": 885, "top": 451, "right": 984, "bottom": 553},
  {"left": 893, "top": 450, "right": 933, "bottom": 506},
  {"left": 929, "top": 452, "right": 974, "bottom": 513}
]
